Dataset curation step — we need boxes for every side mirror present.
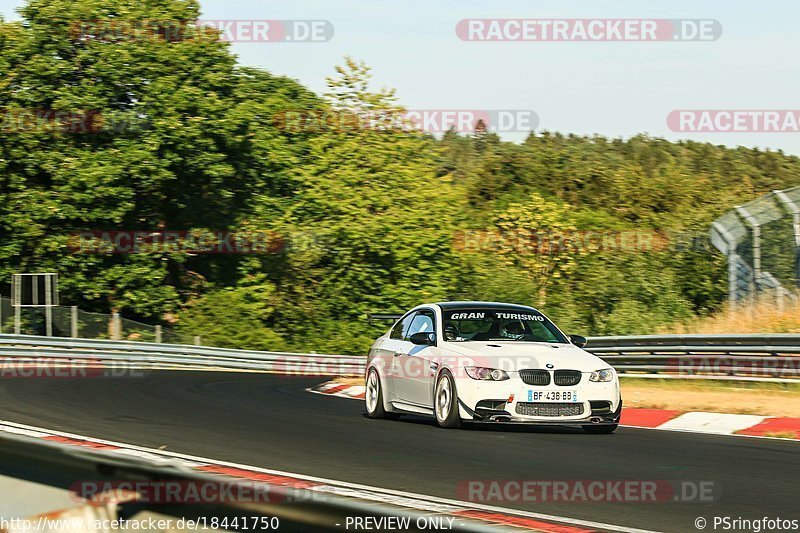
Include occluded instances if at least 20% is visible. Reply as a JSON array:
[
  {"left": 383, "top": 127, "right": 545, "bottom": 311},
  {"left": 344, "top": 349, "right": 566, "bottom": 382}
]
[
  {"left": 410, "top": 332, "right": 437, "bottom": 346},
  {"left": 568, "top": 334, "right": 588, "bottom": 348}
]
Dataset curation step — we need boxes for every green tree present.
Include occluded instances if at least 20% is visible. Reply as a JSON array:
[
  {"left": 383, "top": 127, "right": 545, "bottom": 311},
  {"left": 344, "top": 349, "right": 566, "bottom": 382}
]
[
  {"left": 245, "top": 58, "right": 464, "bottom": 353},
  {"left": 0, "top": 0, "right": 319, "bottom": 321},
  {"left": 492, "top": 193, "right": 581, "bottom": 305}
]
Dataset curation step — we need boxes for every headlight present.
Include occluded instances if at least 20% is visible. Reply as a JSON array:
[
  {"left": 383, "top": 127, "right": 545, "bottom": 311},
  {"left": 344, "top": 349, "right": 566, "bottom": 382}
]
[
  {"left": 589, "top": 368, "right": 615, "bottom": 382},
  {"left": 465, "top": 367, "right": 510, "bottom": 381}
]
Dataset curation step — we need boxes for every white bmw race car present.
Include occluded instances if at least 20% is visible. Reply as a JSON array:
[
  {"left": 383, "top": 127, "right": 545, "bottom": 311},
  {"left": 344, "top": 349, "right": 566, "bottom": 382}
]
[{"left": 365, "top": 302, "right": 622, "bottom": 433}]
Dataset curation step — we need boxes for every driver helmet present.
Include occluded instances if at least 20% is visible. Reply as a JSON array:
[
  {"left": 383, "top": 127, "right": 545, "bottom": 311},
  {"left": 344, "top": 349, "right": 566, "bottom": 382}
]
[
  {"left": 500, "top": 321, "right": 525, "bottom": 338},
  {"left": 443, "top": 323, "right": 459, "bottom": 341}
]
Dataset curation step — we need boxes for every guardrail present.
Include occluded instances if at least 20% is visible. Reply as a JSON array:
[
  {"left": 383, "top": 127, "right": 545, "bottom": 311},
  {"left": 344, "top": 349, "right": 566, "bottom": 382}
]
[
  {"left": 0, "top": 334, "right": 364, "bottom": 376},
  {"left": 584, "top": 334, "right": 800, "bottom": 382},
  {"left": 0, "top": 424, "right": 500, "bottom": 533},
  {"left": 0, "top": 333, "right": 797, "bottom": 382}
]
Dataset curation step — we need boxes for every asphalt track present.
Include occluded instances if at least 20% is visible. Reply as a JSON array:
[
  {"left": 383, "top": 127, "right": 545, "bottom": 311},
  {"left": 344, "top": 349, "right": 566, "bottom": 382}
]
[{"left": 0, "top": 371, "right": 797, "bottom": 532}]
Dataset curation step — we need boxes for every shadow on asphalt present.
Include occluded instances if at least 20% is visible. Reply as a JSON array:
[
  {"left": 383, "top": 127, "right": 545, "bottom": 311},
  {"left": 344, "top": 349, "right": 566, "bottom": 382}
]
[{"left": 361, "top": 411, "right": 602, "bottom": 435}]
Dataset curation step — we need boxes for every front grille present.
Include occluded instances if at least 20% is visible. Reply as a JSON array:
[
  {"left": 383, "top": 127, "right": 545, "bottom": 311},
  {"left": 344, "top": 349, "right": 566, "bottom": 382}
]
[
  {"left": 515, "top": 402, "right": 585, "bottom": 417},
  {"left": 519, "top": 369, "right": 551, "bottom": 386},
  {"left": 554, "top": 370, "right": 582, "bottom": 386}
]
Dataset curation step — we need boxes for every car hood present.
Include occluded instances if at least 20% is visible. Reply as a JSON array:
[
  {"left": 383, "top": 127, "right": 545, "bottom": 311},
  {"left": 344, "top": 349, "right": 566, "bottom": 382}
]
[{"left": 437, "top": 341, "right": 607, "bottom": 373}]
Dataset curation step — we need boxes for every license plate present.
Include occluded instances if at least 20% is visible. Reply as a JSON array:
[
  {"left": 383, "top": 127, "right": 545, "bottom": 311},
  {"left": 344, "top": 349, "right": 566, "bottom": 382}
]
[{"left": 527, "top": 390, "right": 578, "bottom": 402}]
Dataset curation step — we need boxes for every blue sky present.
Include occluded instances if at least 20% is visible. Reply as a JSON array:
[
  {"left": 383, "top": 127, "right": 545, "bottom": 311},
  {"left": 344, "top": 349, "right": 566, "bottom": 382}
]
[{"left": 2, "top": 0, "right": 799, "bottom": 153}]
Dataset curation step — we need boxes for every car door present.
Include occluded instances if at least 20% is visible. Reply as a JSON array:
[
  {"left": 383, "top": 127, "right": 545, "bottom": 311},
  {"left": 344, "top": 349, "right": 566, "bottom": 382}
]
[
  {"left": 380, "top": 312, "right": 417, "bottom": 401},
  {"left": 395, "top": 309, "right": 437, "bottom": 407}
]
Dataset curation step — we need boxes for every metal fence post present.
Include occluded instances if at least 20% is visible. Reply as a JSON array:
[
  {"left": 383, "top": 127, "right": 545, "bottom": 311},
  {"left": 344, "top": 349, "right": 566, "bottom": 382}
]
[
  {"left": 774, "top": 189, "right": 800, "bottom": 289},
  {"left": 194, "top": 335, "right": 201, "bottom": 346},
  {"left": 44, "top": 275, "right": 52, "bottom": 337},
  {"left": 13, "top": 276, "right": 21, "bottom": 335},
  {"left": 71, "top": 306, "right": 78, "bottom": 338},
  {"left": 112, "top": 313, "right": 122, "bottom": 340},
  {"left": 735, "top": 206, "right": 762, "bottom": 296},
  {"left": 155, "top": 325, "right": 162, "bottom": 343}
]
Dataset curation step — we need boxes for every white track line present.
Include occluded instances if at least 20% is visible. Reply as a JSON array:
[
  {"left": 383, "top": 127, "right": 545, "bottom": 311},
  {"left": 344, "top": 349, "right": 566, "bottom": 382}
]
[
  {"left": 0, "top": 419, "right": 659, "bottom": 533},
  {"left": 657, "top": 412, "right": 767, "bottom": 434}
]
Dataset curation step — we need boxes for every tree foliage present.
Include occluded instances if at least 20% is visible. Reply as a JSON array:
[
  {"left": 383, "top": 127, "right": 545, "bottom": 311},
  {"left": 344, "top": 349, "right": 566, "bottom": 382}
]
[{"left": 3, "top": 0, "right": 800, "bottom": 353}]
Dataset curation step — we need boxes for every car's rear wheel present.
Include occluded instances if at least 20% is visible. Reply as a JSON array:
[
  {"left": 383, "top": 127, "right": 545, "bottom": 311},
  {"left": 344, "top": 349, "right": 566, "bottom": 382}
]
[
  {"left": 365, "top": 368, "right": 399, "bottom": 420},
  {"left": 582, "top": 424, "right": 618, "bottom": 434},
  {"left": 434, "top": 370, "right": 461, "bottom": 429}
]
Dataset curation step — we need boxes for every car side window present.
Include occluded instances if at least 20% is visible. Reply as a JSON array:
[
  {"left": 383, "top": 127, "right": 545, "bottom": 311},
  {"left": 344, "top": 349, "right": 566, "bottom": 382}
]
[
  {"left": 405, "top": 310, "right": 435, "bottom": 339},
  {"left": 390, "top": 312, "right": 417, "bottom": 340}
]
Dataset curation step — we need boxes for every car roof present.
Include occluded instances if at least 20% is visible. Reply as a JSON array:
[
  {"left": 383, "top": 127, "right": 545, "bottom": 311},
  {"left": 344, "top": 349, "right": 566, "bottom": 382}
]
[{"left": 434, "top": 301, "right": 539, "bottom": 311}]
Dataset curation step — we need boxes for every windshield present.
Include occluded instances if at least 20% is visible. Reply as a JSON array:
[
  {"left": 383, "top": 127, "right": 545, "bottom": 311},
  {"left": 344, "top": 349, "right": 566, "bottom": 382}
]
[{"left": 442, "top": 308, "right": 569, "bottom": 343}]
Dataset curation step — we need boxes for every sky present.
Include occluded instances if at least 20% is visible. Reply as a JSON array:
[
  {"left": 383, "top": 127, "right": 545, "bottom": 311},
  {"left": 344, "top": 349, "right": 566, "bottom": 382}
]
[{"left": 2, "top": 0, "right": 799, "bottom": 154}]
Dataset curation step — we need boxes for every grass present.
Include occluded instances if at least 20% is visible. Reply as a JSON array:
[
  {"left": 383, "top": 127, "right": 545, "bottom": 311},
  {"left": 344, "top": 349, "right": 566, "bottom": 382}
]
[
  {"left": 763, "top": 431, "right": 798, "bottom": 439},
  {"left": 620, "top": 378, "right": 800, "bottom": 417},
  {"left": 662, "top": 297, "right": 800, "bottom": 334},
  {"left": 651, "top": 297, "right": 800, "bottom": 416},
  {"left": 620, "top": 378, "right": 800, "bottom": 393}
]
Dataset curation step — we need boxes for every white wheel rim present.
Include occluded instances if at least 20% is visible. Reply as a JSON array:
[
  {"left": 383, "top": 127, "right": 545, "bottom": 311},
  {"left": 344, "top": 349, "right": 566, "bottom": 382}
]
[
  {"left": 366, "top": 370, "right": 379, "bottom": 413},
  {"left": 435, "top": 375, "right": 452, "bottom": 421}
]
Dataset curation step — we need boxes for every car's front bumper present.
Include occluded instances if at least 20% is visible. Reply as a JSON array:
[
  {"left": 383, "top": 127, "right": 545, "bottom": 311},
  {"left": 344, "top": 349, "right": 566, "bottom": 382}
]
[{"left": 455, "top": 372, "right": 621, "bottom": 425}]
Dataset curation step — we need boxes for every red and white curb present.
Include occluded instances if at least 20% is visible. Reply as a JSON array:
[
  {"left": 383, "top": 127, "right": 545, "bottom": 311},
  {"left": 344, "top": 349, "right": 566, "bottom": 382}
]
[
  {"left": 0, "top": 419, "right": 654, "bottom": 533},
  {"left": 622, "top": 409, "right": 800, "bottom": 439},
  {"left": 309, "top": 381, "right": 800, "bottom": 440},
  {"left": 307, "top": 380, "right": 366, "bottom": 399}
]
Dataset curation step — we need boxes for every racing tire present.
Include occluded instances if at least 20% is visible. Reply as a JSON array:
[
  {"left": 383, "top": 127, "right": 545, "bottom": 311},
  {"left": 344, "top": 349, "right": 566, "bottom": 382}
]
[
  {"left": 434, "top": 370, "right": 461, "bottom": 429},
  {"left": 582, "top": 424, "right": 618, "bottom": 434},
  {"left": 365, "top": 368, "right": 400, "bottom": 420}
]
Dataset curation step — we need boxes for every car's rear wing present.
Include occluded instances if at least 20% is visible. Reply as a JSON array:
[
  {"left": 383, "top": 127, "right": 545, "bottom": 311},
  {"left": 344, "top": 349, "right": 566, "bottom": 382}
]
[{"left": 367, "top": 313, "right": 403, "bottom": 325}]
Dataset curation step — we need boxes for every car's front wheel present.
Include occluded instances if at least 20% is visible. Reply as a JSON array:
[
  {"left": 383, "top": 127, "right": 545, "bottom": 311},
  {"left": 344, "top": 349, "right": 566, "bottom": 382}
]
[
  {"left": 365, "top": 368, "right": 399, "bottom": 420},
  {"left": 434, "top": 370, "right": 461, "bottom": 429}
]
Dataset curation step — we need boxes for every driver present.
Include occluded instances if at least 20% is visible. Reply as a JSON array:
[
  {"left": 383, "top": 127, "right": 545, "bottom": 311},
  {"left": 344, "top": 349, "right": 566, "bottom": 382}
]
[
  {"left": 500, "top": 320, "right": 526, "bottom": 339},
  {"left": 443, "top": 323, "right": 460, "bottom": 341}
]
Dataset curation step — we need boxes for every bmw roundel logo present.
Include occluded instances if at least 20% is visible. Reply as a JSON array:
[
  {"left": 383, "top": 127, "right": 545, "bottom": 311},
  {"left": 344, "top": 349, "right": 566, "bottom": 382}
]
[{"left": 546, "top": 363, "right": 554, "bottom": 369}]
